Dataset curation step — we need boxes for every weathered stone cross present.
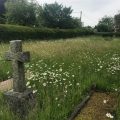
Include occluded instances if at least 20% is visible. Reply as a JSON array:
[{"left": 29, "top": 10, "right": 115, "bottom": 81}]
[
  {"left": 5, "top": 40, "right": 30, "bottom": 92},
  {"left": 4, "top": 40, "right": 35, "bottom": 119}
]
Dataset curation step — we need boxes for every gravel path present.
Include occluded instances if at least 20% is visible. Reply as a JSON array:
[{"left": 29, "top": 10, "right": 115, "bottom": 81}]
[{"left": 75, "top": 92, "right": 117, "bottom": 120}]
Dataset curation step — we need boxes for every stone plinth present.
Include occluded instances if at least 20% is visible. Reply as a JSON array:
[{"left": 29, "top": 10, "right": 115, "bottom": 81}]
[{"left": 4, "top": 89, "right": 35, "bottom": 119}]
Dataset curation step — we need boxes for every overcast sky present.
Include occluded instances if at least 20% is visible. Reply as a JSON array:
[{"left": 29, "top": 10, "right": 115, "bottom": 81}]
[{"left": 36, "top": 0, "right": 120, "bottom": 26}]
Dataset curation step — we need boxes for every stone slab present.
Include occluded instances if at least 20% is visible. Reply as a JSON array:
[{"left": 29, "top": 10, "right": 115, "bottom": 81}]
[{"left": 0, "top": 79, "right": 13, "bottom": 92}]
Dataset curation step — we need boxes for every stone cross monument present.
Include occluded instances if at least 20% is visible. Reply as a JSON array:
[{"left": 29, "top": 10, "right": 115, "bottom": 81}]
[
  {"left": 4, "top": 40, "right": 35, "bottom": 119},
  {"left": 5, "top": 40, "right": 30, "bottom": 92}
]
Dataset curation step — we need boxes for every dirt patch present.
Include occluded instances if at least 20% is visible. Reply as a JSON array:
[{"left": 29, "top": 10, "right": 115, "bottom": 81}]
[
  {"left": 75, "top": 92, "right": 117, "bottom": 120},
  {"left": 0, "top": 79, "right": 13, "bottom": 92}
]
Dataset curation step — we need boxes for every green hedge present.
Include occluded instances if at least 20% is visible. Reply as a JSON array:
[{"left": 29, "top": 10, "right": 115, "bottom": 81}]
[
  {"left": 95, "top": 32, "right": 120, "bottom": 37},
  {"left": 0, "top": 24, "right": 94, "bottom": 42}
]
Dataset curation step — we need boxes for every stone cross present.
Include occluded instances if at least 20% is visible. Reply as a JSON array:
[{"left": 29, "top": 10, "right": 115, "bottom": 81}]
[
  {"left": 5, "top": 40, "right": 30, "bottom": 92},
  {"left": 4, "top": 40, "right": 35, "bottom": 119}
]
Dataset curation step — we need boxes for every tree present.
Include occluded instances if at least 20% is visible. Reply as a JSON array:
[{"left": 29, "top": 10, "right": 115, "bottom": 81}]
[
  {"left": 41, "top": 2, "right": 79, "bottom": 29},
  {"left": 35, "top": 4, "right": 44, "bottom": 27},
  {"left": 0, "top": 0, "right": 6, "bottom": 23},
  {"left": 5, "top": 0, "right": 37, "bottom": 26},
  {"left": 114, "top": 12, "right": 120, "bottom": 32},
  {"left": 95, "top": 16, "right": 114, "bottom": 32},
  {"left": 71, "top": 18, "right": 83, "bottom": 28}
]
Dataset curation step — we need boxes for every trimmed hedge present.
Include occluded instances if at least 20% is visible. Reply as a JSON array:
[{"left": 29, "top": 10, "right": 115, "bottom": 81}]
[
  {"left": 95, "top": 32, "right": 120, "bottom": 37},
  {"left": 0, "top": 24, "right": 94, "bottom": 42}
]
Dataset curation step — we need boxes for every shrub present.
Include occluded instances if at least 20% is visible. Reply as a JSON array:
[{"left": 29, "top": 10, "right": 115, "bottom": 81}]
[
  {"left": 95, "top": 32, "right": 120, "bottom": 37},
  {"left": 0, "top": 24, "right": 94, "bottom": 42}
]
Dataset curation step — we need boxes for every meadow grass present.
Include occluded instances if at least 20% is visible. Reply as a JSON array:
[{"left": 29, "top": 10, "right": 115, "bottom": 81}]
[{"left": 0, "top": 36, "right": 120, "bottom": 120}]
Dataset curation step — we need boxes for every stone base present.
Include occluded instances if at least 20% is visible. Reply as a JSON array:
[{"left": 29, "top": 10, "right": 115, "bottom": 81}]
[{"left": 4, "top": 89, "right": 36, "bottom": 119}]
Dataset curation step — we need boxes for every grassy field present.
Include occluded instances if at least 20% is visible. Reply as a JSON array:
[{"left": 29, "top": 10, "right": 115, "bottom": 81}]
[{"left": 0, "top": 36, "right": 120, "bottom": 120}]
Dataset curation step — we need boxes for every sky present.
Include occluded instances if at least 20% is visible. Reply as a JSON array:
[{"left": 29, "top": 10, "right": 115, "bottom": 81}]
[{"left": 36, "top": 0, "right": 120, "bottom": 26}]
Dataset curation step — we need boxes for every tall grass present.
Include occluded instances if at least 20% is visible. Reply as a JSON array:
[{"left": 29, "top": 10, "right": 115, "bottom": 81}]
[{"left": 0, "top": 36, "right": 120, "bottom": 120}]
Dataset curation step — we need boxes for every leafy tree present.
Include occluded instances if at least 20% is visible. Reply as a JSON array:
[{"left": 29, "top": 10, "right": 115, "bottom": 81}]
[
  {"left": 5, "top": 0, "right": 36, "bottom": 26},
  {"left": 95, "top": 16, "right": 114, "bottom": 32},
  {"left": 35, "top": 4, "right": 44, "bottom": 27},
  {"left": 0, "top": 0, "right": 6, "bottom": 15},
  {"left": 69, "top": 17, "right": 83, "bottom": 29},
  {"left": 41, "top": 2, "right": 79, "bottom": 29},
  {"left": 0, "top": 0, "right": 6, "bottom": 23},
  {"left": 114, "top": 12, "right": 120, "bottom": 32}
]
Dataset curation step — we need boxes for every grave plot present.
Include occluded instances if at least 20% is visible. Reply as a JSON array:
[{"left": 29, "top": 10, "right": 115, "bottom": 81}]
[{"left": 0, "top": 37, "right": 120, "bottom": 120}]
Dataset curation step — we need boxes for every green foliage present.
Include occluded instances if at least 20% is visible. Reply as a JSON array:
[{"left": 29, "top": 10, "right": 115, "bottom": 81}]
[
  {"left": 95, "top": 32, "right": 120, "bottom": 37},
  {"left": 0, "top": 17, "right": 5, "bottom": 24},
  {"left": 3, "top": 1, "right": 82, "bottom": 29},
  {"left": 0, "top": 0, "right": 6, "bottom": 16},
  {"left": 114, "top": 12, "right": 120, "bottom": 32},
  {"left": 5, "top": 0, "right": 36, "bottom": 26},
  {"left": 95, "top": 16, "right": 114, "bottom": 32},
  {"left": 35, "top": 4, "right": 44, "bottom": 27},
  {"left": 0, "top": 0, "right": 6, "bottom": 24},
  {"left": 41, "top": 2, "right": 81, "bottom": 29},
  {"left": 0, "top": 24, "right": 94, "bottom": 41},
  {"left": 0, "top": 93, "right": 19, "bottom": 120}
]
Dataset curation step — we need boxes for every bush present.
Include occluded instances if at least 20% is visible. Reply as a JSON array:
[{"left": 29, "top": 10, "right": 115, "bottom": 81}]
[
  {"left": 0, "top": 24, "right": 94, "bottom": 42},
  {"left": 95, "top": 32, "right": 120, "bottom": 37}
]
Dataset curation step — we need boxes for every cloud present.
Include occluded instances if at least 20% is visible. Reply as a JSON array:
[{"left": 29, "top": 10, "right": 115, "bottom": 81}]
[{"left": 37, "top": 0, "right": 120, "bottom": 26}]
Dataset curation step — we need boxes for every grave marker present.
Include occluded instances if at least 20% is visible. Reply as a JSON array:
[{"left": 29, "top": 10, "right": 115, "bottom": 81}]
[
  {"left": 5, "top": 40, "right": 30, "bottom": 92},
  {"left": 4, "top": 40, "right": 35, "bottom": 119}
]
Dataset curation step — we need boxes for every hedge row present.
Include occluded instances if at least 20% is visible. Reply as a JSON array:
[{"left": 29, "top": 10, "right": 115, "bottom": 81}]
[
  {"left": 0, "top": 24, "right": 94, "bottom": 42},
  {"left": 95, "top": 32, "right": 120, "bottom": 37}
]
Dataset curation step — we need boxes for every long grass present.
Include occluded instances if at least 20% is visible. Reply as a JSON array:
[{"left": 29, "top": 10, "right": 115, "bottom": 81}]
[{"left": 0, "top": 36, "right": 120, "bottom": 120}]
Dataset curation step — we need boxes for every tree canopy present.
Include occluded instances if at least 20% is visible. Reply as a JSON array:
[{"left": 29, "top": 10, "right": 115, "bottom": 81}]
[
  {"left": 41, "top": 2, "right": 81, "bottom": 29},
  {"left": 4, "top": 1, "right": 82, "bottom": 28},
  {"left": 0, "top": 0, "right": 6, "bottom": 23},
  {"left": 5, "top": 0, "right": 36, "bottom": 26},
  {"left": 0, "top": 0, "right": 6, "bottom": 15},
  {"left": 3, "top": 0, "right": 120, "bottom": 32},
  {"left": 114, "top": 12, "right": 120, "bottom": 32},
  {"left": 95, "top": 16, "right": 114, "bottom": 32}
]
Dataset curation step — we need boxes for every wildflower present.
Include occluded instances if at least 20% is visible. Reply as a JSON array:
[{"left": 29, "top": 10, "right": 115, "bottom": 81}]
[
  {"left": 26, "top": 81, "right": 30, "bottom": 86},
  {"left": 103, "top": 100, "right": 107, "bottom": 104},
  {"left": 115, "top": 89, "right": 118, "bottom": 91},
  {"left": 59, "top": 68, "right": 62, "bottom": 72},
  {"left": 65, "top": 85, "right": 68, "bottom": 89},
  {"left": 106, "top": 113, "right": 114, "bottom": 119},
  {"left": 7, "top": 71, "right": 10, "bottom": 74},
  {"left": 55, "top": 98, "right": 58, "bottom": 101},
  {"left": 28, "top": 74, "right": 35, "bottom": 80},
  {"left": 28, "top": 86, "right": 32, "bottom": 88},
  {"left": 65, "top": 90, "right": 67, "bottom": 93},
  {"left": 97, "top": 69, "right": 100, "bottom": 71},
  {"left": 58, "top": 104, "right": 60, "bottom": 107},
  {"left": 100, "top": 66, "right": 103, "bottom": 69},
  {"left": 43, "top": 73, "right": 47, "bottom": 76},
  {"left": 33, "top": 90, "right": 37, "bottom": 94},
  {"left": 72, "top": 75, "right": 75, "bottom": 77},
  {"left": 43, "top": 83, "right": 47, "bottom": 87},
  {"left": 76, "top": 83, "right": 80, "bottom": 86}
]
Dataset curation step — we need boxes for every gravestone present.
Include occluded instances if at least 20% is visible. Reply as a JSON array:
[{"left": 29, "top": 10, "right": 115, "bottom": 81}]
[{"left": 4, "top": 40, "right": 35, "bottom": 119}]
